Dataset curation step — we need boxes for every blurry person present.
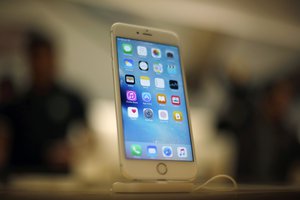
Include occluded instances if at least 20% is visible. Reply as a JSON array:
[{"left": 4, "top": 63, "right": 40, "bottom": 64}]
[
  {"left": 217, "top": 72, "right": 257, "bottom": 182},
  {"left": 255, "top": 79, "right": 299, "bottom": 183},
  {"left": 218, "top": 75, "right": 299, "bottom": 183},
  {"left": 5, "top": 31, "right": 86, "bottom": 173}
]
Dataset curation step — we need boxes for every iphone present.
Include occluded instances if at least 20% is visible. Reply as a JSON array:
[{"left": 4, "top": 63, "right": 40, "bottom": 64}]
[{"left": 111, "top": 23, "right": 197, "bottom": 180}]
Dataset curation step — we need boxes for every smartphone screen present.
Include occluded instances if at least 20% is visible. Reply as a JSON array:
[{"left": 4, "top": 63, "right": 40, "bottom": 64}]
[{"left": 116, "top": 37, "right": 193, "bottom": 162}]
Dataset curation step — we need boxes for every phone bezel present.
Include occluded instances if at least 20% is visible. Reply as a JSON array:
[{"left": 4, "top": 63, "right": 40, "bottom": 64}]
[{"left": 111, "top": 23, "right": 197, "bottom": 180}]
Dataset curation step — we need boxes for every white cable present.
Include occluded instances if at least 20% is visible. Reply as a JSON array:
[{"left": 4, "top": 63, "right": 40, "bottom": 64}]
[{"left": 193, "top": 174, "right": 238, "bottom": 192}]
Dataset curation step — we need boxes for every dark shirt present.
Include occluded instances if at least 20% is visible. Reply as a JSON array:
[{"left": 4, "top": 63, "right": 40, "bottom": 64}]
[{"left": 6, "top": 84, "right": 85, "bottom": 172}]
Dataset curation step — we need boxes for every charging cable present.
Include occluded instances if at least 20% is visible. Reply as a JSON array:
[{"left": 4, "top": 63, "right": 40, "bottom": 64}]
[{"left": 193, "top": 174, "right": 238, "bottom": 192}]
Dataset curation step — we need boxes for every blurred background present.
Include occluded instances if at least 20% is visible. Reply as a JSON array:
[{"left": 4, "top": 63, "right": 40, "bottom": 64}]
[{"left": 0, "top": 0, "right": 300, "bottom": 191}]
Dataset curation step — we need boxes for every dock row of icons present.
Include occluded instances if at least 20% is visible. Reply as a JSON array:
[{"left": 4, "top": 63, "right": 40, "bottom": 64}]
[
  {"left": 130, "top": 144, "right": 188, "bottom": 158},
  {"left": 127, "top": 107, "right": 183, "bottom": 121}
]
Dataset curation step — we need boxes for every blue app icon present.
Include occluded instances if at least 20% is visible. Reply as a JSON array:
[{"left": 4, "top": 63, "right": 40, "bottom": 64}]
[
  {"left": 167, "top": 64, "right": 176, "bottom": 74},
  {"left": 147, "top": 145, "right": 157, "bottom": 157},
  {"left": 142, "top": 92, "right": 152, "bottom": 103},
  {"left": 124, "top": 59, "right": 134, "bottom": 68},
  {"left": 162, "top": 146, "right": 173, "bottom": 157}
]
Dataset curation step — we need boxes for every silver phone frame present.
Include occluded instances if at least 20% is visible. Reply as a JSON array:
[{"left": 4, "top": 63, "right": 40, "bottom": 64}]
[{"left": 111, "top": 23, "right": 197, "bottom": 180}]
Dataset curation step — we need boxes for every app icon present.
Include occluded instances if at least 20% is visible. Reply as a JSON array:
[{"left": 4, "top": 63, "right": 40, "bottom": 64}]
[
  {"left": 157, "top": 94, "right": 167, "bottom": 104},
  {"left": 128, "top": 107, "right": 138, "bottom": 118},
  {"left": 166, "top": 50, "right": 174, "bottom": 59},
  {"left": 142, "top": 92, "right": 151, "bottom": 103},
  {"left": 162, "top": 146, "right": 173, "bottom": 157},
  {"left": 137, "top": 46, "right": 147, "bottom": 56},
  {"left": 131, "top": 144, "right": 142, "bottom": 156},
  {"left": 173, "top": 111, "right": 183, "bottom": 121},
  {"left": 153, "top": 63, "right": 163, "bottom": 74},
  {"left": 155, "top": 78, "right": 165, "bottom": 88},
  {"left": 147, "top": 146, "right": 157, "bottom": 157},
  {"left": 139, "top": 61, "right": 149, "bottom": 71},
  {"left": 158, "top": 110, "right": 168, "bottom": 120},
  {"left": 125, "top": 75, "right": 135, "bottom": 85},
  {"left": 122, "top": 43, "right": 133, "bottom": 54},
  {"left": 169, "top": 80, "right": 178, "bottom": 89},
  {"left": 124, "top": 59, "right": 133, "bottom": 68},
  {"left": 126, "top": 90, "right": 137, "bottom": 101},
  {"left": 151, "top": 48, "right": 161, "bottom": 58},
  {"left": 140, "top": 76, "right": 150, "bottom": 87},
  {"left": 167, "top": 64, "right": 176, "bottom": 74},
  {"left": 143, "top": 108, "right": 153, "bottom": 119},
  {"left": 177, "top": 147, "right": 187, "bottom": 158},
  {"left": 171, "top": 95, "right": 180, "bottom": 105}
]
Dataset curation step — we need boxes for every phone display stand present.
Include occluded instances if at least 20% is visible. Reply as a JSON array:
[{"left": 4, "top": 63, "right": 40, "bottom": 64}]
[
  {"left": 112, "top": 181, "right": 195, "bottom": 193},
  {"left": 112, "top": 175, "right": 238, "bottom": 193}
]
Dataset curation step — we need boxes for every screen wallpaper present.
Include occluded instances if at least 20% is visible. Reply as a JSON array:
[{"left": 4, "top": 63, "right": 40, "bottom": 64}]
[{"left": 116, "top": 37, "right": 193, "bottom": 161}]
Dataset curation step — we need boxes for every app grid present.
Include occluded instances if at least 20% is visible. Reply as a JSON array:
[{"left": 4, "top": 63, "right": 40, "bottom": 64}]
[{"left": 117, "top": 37, "right": 193, "bottom": 161}]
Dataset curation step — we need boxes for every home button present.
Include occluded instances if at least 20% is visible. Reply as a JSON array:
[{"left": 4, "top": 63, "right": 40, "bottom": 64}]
[{"left": 156, "top": 163, "right": 168, "bottom": 175}]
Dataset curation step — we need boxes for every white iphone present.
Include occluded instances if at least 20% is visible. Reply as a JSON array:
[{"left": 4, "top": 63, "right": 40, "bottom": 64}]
[{"left": 111, "top": 23, "right": 197, "bottom": 180}]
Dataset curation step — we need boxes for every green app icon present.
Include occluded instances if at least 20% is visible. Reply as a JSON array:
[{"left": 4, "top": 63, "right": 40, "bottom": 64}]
[
  {"left": 122, "top": 43, "right": 133, "bottom": 54},
  {"left": 131, "top": 144, "right": 142, "bottom": 156}
]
